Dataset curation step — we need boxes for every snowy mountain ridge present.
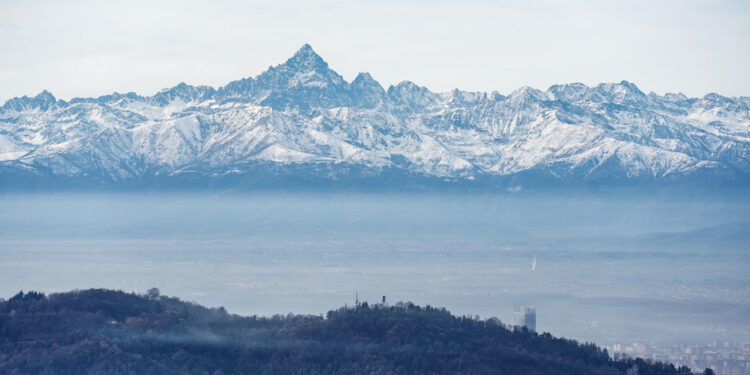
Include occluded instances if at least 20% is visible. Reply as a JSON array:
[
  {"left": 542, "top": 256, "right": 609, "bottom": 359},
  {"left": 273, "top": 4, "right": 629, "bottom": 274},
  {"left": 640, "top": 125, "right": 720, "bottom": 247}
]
[{"left": 1, "top": 44, "right": 749, "bottom": 189}]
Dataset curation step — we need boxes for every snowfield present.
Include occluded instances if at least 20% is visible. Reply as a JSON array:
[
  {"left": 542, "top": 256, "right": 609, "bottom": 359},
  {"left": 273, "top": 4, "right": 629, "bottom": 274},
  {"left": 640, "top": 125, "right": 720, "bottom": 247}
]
[{"left": 1, "top": 44, "right": 748, "bottom": 187}]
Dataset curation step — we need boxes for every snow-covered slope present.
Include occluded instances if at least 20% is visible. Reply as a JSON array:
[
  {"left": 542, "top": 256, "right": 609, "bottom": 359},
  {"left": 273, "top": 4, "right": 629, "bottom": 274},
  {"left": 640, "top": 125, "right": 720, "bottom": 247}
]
[{"left": 1, "top": 44, "right": 749, "bottom": 188}]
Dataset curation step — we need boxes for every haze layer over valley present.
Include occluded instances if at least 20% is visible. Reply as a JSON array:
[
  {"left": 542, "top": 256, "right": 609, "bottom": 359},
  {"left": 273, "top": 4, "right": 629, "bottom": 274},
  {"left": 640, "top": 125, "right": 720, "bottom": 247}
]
[{"left": 2, "top": 192, "right": 748, "bottom": 346}]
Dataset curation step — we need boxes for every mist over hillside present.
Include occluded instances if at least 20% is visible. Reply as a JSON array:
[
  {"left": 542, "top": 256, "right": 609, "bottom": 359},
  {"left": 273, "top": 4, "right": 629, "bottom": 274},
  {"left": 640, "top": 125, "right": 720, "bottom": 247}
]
[{"left": 0, "top": 289, "right": 709, "bottom": 375}]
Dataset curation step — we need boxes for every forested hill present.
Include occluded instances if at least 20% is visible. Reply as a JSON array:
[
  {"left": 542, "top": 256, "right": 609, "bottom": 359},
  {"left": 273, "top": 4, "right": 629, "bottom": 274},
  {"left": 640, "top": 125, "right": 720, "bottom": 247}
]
[{"left": 0, "top": 289, "right": 707, "bottom": 375}]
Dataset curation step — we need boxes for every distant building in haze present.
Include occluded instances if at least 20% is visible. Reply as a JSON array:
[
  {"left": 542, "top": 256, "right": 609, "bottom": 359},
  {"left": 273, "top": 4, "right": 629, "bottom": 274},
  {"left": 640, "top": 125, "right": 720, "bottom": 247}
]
[{"left": 514, "top": 305, "right": 536, "bottom": 332}]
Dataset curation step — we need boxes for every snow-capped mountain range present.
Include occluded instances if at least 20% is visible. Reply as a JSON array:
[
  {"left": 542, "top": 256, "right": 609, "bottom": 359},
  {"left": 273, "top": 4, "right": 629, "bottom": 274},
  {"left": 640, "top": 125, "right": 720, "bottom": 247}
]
[{"left": 1, "top": 44, "right": 749, "bottom": 189}]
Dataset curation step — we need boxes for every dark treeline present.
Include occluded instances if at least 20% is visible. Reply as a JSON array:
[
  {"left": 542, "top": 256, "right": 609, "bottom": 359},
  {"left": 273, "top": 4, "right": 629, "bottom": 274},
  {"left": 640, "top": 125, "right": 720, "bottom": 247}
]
[{"left": 0, "top": 289, "right": 713, "bottom": 375}]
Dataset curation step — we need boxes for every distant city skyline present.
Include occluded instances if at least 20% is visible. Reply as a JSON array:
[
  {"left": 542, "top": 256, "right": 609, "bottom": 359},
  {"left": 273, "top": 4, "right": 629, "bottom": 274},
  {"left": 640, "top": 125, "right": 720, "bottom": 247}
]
[
  {"left": 1, "top": 0, "right": 749, "bottom": 103},
  {"left": 608, "top": 340, "right": 750, "bottom": 375}
]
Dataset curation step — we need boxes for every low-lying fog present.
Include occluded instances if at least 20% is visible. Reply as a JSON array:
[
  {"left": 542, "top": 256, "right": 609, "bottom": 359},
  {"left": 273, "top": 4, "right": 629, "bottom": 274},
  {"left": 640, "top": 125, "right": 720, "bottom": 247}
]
[{"left": 1, "top": 192, "right": 748, "bottom": 346}]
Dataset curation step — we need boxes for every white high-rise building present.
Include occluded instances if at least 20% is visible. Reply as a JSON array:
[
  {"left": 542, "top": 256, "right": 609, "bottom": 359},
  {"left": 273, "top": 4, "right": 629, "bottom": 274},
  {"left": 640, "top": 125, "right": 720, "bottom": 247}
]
[{"left": 514, "top": 305, "right": 536, "bottom": 332}]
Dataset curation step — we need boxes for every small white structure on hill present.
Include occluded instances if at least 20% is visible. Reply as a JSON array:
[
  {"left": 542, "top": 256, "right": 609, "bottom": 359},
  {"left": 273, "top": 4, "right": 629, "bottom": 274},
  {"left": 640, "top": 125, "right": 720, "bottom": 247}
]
[{"left": 514, "top": 305, "right": 536, "bottom": 332}]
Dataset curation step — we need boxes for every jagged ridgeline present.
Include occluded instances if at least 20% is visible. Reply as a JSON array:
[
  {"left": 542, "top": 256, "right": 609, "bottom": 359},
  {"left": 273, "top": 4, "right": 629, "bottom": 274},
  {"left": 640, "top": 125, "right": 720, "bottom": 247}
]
[
  {"left": 0, "top": 45, "right": 748, "bottom": 190},
  {"left": 0, "top": 289, "right": 705, "bottom": 375}
]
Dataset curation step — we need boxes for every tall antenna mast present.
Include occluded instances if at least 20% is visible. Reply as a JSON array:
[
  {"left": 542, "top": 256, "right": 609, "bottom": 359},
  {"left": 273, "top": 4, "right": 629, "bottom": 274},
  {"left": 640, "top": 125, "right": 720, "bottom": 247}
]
[{"left": 355, "top": 290, "right": 359, "bottom": 306}]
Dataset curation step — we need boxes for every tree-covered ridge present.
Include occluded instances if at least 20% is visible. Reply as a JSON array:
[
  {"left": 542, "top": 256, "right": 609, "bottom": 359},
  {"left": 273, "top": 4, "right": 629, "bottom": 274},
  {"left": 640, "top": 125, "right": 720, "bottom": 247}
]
[{"left": 0, "top": 289, "right": 708, "bottom": 375}]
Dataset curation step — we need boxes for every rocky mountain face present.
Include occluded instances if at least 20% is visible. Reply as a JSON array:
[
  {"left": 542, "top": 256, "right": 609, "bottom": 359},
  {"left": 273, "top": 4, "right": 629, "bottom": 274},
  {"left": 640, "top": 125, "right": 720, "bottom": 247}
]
[{"left": 1, "top": 44, "right": 748, "bottom": 189}]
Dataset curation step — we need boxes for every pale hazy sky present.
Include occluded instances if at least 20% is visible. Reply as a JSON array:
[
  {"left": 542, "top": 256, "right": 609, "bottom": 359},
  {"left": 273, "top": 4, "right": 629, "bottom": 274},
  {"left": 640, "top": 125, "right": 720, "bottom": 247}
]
[{"left": 1, "top": 0, "right": 748, "bottom": 103}]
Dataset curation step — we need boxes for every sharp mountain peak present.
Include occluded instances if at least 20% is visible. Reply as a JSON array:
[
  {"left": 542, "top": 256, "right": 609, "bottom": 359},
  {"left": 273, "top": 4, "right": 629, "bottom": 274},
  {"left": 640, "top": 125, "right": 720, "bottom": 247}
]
[{"left": 0, "top": 44, "right": 748, "bottom": 190}]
